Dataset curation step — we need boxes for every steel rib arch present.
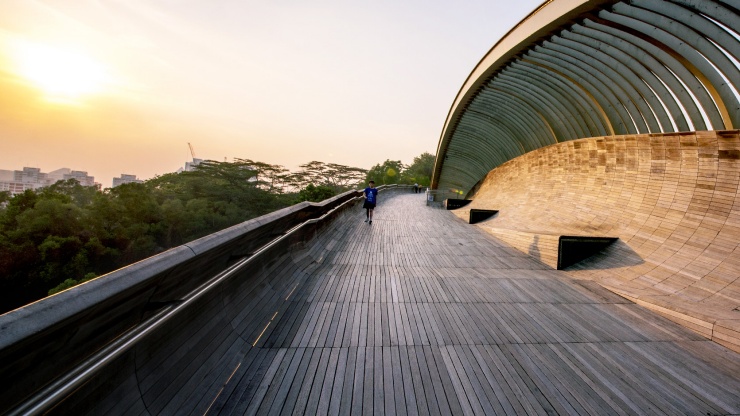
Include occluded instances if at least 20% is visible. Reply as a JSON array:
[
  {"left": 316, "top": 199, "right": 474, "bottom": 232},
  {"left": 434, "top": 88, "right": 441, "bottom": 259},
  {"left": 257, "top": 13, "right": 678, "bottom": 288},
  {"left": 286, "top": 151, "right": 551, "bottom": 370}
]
[{"left": 433, "top": 0, "right": 740, "bottom": 193}]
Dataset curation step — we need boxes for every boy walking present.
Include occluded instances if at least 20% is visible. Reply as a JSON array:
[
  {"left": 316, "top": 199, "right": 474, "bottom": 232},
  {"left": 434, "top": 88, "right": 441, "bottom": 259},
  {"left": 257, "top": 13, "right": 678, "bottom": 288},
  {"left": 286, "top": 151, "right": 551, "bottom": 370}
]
[{"left": 363, "top": 181, "right": 378, "bottom": 224}]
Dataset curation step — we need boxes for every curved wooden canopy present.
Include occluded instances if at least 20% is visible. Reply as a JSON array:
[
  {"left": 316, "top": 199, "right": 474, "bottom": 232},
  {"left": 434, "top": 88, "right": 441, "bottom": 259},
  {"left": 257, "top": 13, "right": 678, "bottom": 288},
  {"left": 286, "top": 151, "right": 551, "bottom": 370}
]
[{"left": 432, "top": 0, "right": 740, "bottom": 193}]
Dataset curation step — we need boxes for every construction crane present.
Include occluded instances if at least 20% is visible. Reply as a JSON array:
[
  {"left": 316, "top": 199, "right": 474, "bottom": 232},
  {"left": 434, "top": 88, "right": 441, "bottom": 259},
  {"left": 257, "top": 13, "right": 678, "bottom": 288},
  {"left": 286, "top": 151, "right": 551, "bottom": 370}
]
[{"left": 188, "top": 142, "right": 196, "bottom": 161}]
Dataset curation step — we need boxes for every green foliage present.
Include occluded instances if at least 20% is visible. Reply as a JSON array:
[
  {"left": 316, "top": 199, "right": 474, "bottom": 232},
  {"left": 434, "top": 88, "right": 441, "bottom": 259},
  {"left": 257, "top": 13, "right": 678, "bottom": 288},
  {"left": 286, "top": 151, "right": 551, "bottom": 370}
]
[
  {"left": 366, "top": 160, "right": 405, "bottom": 185},
  {"left": 294, "top": 161, "right": 367, "bottom": 193},
  {"left": 365, "top": 153, "right": 435, "bottom": 187},
  {"left": 0, "top": 160, "right": 301, "bottom": 314},
  {"left": 296, "top": 184, "right": 336, "bottom": 203},
  {"left": 403, "top": 152, "right": 435, "bottom": 186},
  {"left": 48, "top": 273, "right": 96, "bottom": 296},
  {"left": 0, "top": 155, "right": 407, "bottom": 313}
]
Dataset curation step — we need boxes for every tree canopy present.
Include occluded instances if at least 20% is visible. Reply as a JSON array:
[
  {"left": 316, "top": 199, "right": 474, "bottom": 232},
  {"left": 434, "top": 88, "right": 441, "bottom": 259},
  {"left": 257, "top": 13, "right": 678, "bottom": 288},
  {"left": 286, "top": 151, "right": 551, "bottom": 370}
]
[
  {"left": 364, "top": 152, "right": 435, "bottom": 186},
  {"left": 0, "top": 152, "right": 434, "bottom": 313}
]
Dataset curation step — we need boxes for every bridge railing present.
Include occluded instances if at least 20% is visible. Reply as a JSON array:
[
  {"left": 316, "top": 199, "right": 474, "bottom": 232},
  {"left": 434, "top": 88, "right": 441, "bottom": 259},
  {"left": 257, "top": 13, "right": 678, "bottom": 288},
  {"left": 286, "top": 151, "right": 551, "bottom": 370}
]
[{"left": 0, "top": 184, "right": 411, "bottom": 415}]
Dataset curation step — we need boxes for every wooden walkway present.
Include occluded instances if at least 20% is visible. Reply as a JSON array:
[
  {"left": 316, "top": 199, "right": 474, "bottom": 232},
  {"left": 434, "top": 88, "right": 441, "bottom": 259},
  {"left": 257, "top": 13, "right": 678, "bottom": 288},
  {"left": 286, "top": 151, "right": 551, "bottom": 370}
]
[{"left": 192, "top": 193, "right": 739, "bottom": 415}]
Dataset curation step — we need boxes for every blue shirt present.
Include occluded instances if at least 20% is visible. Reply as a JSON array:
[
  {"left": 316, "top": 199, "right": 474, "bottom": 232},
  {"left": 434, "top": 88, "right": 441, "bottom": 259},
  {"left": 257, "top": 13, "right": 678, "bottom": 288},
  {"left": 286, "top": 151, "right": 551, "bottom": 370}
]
[{"left": 364, "top": 187, "right": 378, "bottom": 204}]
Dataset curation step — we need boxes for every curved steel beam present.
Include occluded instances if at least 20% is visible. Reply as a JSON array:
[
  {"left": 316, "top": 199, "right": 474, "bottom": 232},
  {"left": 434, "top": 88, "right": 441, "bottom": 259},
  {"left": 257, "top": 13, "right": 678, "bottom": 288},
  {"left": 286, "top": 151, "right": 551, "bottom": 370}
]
[
  {"left": 582, "top": 18, "right": 722, "bottom": 129},
  {"left": 518, "top": 59, "right": 613, "bottom": 135},
  {"left": 602, "top": 5, "right": 739, "bottom": 128},
  {"left": 433, "top": 0, "right": 740, "bottom": 193},
  {"left": 508, "top": 64, "right": 607, "bottom": 136},
  {"left": 524, "top": 51, "right": 632, "bottom": 134},
  {"left": 573, "top": 22, "right": 698, "bottom": 130},
  {"left": 475, "top": 89, "right": 557, "bottom": 149},
  {"left": 543, "top": 38, "right": 659, "bottom": 132},
  {"left": 533, "top": 44, "right": 646, "bottom": 132},
  {"left": 559, "top": 30, "right": 680, "bottom": 132}
]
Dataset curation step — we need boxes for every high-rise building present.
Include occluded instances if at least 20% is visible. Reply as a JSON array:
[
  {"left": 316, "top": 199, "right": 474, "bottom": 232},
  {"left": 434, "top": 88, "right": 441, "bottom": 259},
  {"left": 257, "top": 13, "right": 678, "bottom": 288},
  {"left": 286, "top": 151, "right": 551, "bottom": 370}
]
[
  {"left": 112, "top": 174, "right": 143, "bottom": 187},
  {"left": 0, "top": 166, "right": 98, "bottom": 195}
]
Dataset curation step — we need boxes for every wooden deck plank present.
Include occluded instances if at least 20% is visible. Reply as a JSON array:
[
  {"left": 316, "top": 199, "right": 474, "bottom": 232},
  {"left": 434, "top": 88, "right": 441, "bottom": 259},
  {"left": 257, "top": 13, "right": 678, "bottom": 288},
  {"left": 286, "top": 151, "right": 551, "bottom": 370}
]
[
  {"left": 397, "top": 346, "right": 418, "bottom": 415},
  {"left": 303, "top": 348, "right": 333, "bottom": 415},
  {"left": 254, "top": 348, "right": 297, "bottom": 416},
  {"left": 326, "top": 347, "right": 349, "bottom": 415},
  {"left": 180, "top": 194, "right": 740, "bottom": 416},
  {"left": 339, "top": 347, "right": 359, "bottom": 415},
  {"left": 274, "top": 347, "right": 313, "bottom": 416},
  {"left": 286, "top": 348, "right": 323, "bottom": 416},
  {"left": 242, "top": 348, "right": 288, "bottom": 416}
]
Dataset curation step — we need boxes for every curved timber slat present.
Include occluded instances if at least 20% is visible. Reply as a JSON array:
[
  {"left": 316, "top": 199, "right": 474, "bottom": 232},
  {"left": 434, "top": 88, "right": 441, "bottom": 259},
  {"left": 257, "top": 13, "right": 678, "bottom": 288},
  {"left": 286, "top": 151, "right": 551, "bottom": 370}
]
[
  {"left": 452, "top": 130, "right": 740, "bottom": 353},
  {"left": 433, "top": 0, "right": 740, "bottom": 193}
]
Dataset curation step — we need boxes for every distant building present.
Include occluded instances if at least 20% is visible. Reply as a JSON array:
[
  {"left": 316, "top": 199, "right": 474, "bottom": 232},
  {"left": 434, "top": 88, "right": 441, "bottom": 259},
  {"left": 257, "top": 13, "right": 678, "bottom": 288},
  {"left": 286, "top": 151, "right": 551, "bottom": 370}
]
[
  {"left": 0, "top": 166, "right": 98, "bottom": 195},
  {"left": 112, "top": 174, "right": 144, "bottom": 187},
  {"left": 177, "top": 158, "right": 204, "bottom": 173}
]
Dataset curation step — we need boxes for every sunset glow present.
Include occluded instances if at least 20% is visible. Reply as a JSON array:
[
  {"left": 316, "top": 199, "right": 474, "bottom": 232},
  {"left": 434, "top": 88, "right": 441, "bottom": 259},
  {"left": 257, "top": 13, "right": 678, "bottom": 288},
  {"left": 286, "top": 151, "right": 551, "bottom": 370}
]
[
  {"left": 13, "top": 41, "right": 108, "bottom": 102},
  {"left": 0, "top": 0, "right": 542, "bottom": 186}
]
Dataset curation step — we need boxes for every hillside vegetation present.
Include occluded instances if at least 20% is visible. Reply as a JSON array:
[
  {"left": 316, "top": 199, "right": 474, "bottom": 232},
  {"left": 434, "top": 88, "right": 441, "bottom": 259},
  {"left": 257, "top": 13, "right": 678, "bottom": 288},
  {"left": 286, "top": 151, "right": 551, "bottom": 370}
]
[{"left": 0, "top": 153, "right": 433, "bottom": 314}]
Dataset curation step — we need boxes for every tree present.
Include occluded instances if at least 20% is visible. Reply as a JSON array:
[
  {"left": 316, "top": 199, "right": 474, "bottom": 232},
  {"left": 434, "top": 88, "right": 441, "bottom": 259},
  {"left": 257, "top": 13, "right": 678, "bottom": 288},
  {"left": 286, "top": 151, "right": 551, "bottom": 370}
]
[
  {"left": 296, "top": 161, "right": 367, "bottom": 192},
  {"left": 233, "top": 159, "right": 291, "bottom": 194},
  {"left": 296, "top": 184, "right": 336, "bottom": 202},
  {"left": 0, "top": 154, "right": 417, "bottom": 313},
  {"left": 366, "top": 160, "right": 405, "bottom": 185},
  {"left": 402, "top": 152, "right": 435, "bottom": 186}
]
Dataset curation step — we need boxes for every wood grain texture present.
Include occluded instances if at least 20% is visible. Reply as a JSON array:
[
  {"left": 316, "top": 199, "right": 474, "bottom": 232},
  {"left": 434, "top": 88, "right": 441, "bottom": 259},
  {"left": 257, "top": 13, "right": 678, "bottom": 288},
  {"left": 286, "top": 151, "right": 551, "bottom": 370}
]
[
  {"left": 46, "top": 190, "right": 740, "bottom": 415},
  {"left": 454, "top": 130, "right": 740, "bottom": 352}
]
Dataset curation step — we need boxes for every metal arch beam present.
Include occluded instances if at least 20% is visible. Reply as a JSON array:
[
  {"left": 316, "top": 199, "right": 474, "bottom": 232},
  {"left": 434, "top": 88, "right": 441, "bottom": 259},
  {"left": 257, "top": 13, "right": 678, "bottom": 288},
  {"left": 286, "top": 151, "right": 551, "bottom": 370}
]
[
  {"left": 482, "top": 84, "right": 562, "bottom": 147},
  {"left": 447, "top": 118, "right": 523, "bottom": 182},
  {"left": 457, "top": 101, "right": 531, "bottom": 158},
  {"left": 672, "top": 0, "right": 740, "bottom": 35},
  {"left": 573, "top": 22, "right": 699, "bottom": 131},
  {"left": 544, "top": 37, "right": 662, "bottom": 133},
  {"left": 454, "top": 114, "right": 522, "bottom": 163},
  {"left": 454, "top": 111, "right": 523, "bottom": 160},
  {"left": 466, "top": 106, "right": 540, "bottom": 154},
  {"left": 442, "top": 98, "right": 555, "bottom": 192},
  {"left": 718, "top": 0, "right": 740, "bottom": 15},
  {"left": 448, "top": 132, "right": 512, "bottom": 164},
  {"left": 434, "top": 0, "right": 617, "bottom": 189},
  {"left": 507, "top": 63, "right": 607, "bottom": 137},
  {"left": 495, "top": 73, "right": 586, "bottom": 140},
  {"left": 467, "top": 111, "right": 529, "bottom": 155},
  {"left": 518, "top": 59, "right": 614, "bottom": 136},
  {"left": 582, "top": 18, "right": 722, "bottom": 129},
  {"left": 441, "top": 123, "right": 520, "bottom": 186},
  {"left": 633, "top": 0, "right": 740, "bottom": 62},
  {"left": 448, "top": 137, "right": 514, "bottom": 177},
  {"left": 613, "top": 1, "right": 740, "bottom": 97},
  {"left": 433, "top": 0, "right": 740, "bottom": 192},
  {"left": 514, "top": 61, "right": 611, "bottom": 136},
  {"left": 470, "top": 87, "right": 551, "bottom": 149},
  {"left": 524, "top": 51, "right": 632, "bottom": 134},
  {"left": 437, "top": 162, "right": 481, "bottom": 191},
  {"left": 475, "top": 89, "right": 557, "bottom": 149},
  {"left": 496, "top": 77, "right": 577, "bottom": 138},
  {"left": 533, "top": 44, "right": 645, "bottom": 133},
  {"left": 603, "top": 5, "right": 739, "bottom": 128},
  {"left": 559, "top": 30, "right": 681, "bottom": 132}
]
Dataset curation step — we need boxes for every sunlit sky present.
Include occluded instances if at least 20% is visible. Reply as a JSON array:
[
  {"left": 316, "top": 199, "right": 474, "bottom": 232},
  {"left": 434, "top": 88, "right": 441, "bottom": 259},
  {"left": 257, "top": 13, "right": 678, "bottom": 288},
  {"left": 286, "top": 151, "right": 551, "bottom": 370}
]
[{"left": 1, "top": 0, "right": 542, "bottom": 187}]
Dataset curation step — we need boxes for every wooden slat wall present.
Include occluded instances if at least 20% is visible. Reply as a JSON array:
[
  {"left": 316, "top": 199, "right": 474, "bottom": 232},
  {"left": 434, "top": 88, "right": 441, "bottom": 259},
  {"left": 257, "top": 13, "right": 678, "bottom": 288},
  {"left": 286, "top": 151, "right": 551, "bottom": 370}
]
[{"left": 456, "top": 130, "right": 740, "bottom": 352}]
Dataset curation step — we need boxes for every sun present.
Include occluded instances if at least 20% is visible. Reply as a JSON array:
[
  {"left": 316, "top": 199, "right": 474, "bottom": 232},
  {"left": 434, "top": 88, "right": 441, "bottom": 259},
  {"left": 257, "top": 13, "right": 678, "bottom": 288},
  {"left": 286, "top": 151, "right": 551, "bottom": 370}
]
[{"left": 13, "top": 42, "right": 108, "bottom": 103}]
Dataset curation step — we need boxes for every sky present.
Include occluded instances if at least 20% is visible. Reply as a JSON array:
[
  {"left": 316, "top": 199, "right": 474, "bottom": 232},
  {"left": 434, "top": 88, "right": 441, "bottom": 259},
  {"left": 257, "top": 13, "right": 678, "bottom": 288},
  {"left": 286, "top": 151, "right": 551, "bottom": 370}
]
[{"left": 0, "top": 0, "right": 542, "bottom": 187}]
